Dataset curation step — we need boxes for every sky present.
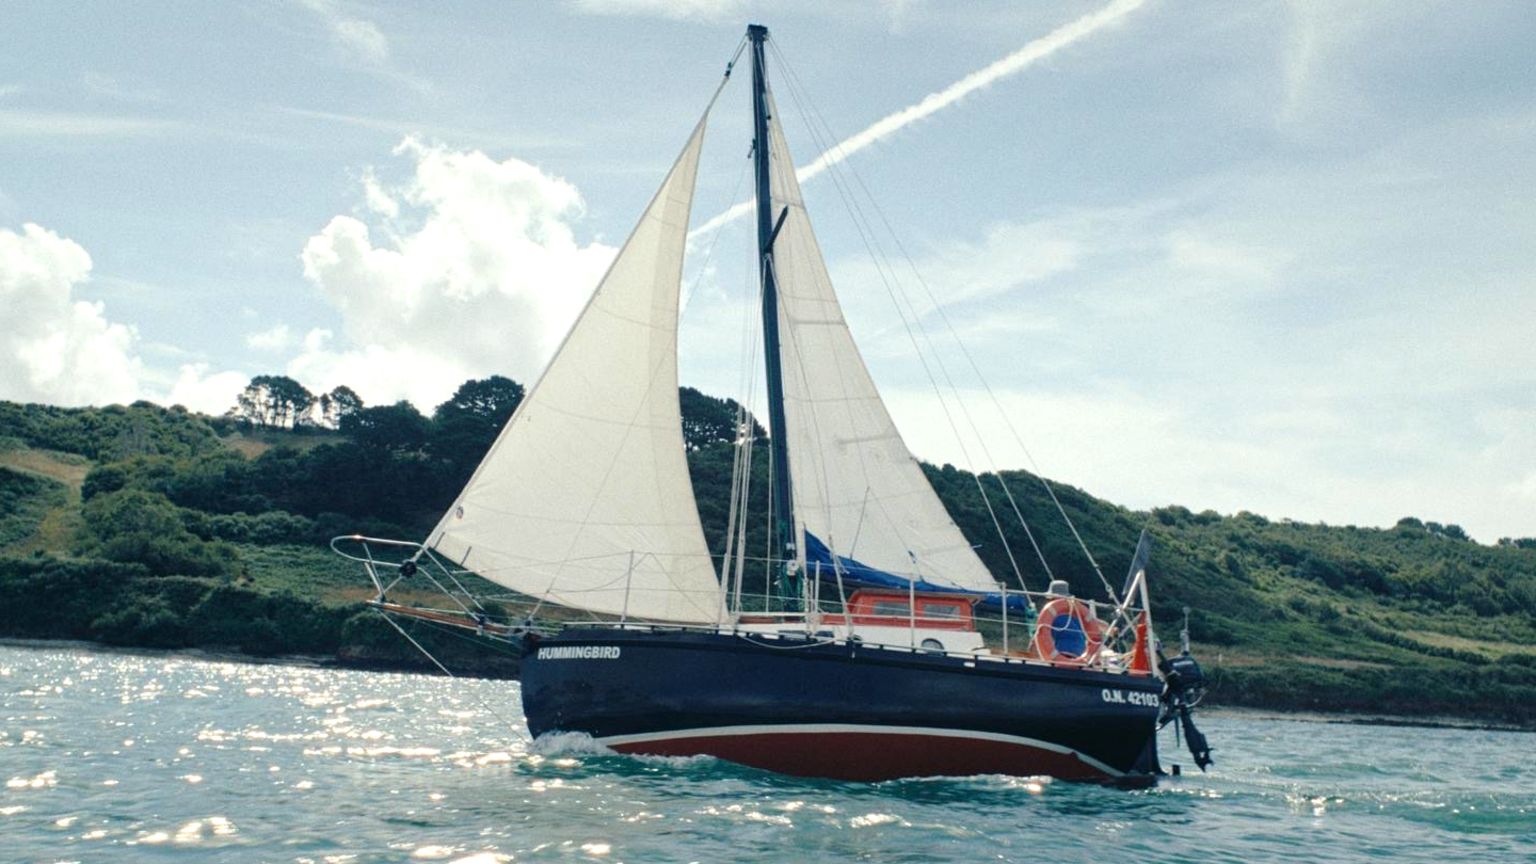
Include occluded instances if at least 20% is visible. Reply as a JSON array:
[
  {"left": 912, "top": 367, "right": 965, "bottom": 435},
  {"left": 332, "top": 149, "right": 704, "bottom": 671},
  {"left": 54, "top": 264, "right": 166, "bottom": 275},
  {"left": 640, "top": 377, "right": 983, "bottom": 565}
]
[{"left": 2, "top": 0, "right": 1534, "bottom": 542}]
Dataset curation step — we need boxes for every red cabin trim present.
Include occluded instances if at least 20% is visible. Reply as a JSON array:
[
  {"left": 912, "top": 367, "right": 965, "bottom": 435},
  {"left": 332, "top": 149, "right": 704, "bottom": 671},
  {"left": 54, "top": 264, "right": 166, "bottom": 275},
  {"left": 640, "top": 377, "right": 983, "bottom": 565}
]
[{"left": 835, "top": 589, "right": 977, "bottom": 631}]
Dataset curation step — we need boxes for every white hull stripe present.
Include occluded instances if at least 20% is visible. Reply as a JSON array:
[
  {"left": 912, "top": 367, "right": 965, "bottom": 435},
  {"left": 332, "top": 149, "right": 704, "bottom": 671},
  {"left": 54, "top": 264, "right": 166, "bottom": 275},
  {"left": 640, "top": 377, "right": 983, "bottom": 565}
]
[{"left": 598, "top": 722, "right": 1126, "bottom": 778}]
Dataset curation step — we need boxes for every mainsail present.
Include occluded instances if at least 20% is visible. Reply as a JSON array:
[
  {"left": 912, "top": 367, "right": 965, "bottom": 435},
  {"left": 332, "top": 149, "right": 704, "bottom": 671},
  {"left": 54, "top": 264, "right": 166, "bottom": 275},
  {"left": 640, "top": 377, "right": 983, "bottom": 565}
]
[
  {"left": 765, "top": 100, "right": 1000, "bottom": 594},
  {"left": 427, "top": 117, "right": 722, "bottom": 624}
]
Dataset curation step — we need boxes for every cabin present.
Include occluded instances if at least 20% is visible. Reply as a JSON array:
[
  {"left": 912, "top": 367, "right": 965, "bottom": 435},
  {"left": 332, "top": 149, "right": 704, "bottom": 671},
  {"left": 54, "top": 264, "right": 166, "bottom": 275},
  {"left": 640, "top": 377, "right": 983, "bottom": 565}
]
[
  {"left": 843, "top": 590, "right": 976, "bottom": 630},
  {"left": 793, "top": 589, "right": 987, "bottom": 655}
]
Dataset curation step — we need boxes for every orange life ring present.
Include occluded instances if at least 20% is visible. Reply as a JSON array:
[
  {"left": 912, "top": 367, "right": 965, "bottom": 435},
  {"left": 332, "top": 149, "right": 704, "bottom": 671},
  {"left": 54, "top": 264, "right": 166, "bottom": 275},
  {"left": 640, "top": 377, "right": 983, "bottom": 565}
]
[{"left": 1033, "top": 597, "right": 1102, "bottom": 662}]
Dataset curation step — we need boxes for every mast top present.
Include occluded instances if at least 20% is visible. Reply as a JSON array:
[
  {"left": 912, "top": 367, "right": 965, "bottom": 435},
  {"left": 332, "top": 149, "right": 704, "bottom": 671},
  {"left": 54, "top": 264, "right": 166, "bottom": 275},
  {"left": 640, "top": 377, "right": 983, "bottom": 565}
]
[{"left": 747, "top": 23, "right": 768, "bottom": 40}]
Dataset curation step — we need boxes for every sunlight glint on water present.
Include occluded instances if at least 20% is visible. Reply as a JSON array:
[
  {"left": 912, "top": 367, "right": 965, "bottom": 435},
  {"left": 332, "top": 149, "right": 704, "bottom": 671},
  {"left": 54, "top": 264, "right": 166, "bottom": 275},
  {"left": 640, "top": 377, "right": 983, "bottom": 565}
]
[{"left": 1, "top": 642, "right": 1531, "bottom": 863}]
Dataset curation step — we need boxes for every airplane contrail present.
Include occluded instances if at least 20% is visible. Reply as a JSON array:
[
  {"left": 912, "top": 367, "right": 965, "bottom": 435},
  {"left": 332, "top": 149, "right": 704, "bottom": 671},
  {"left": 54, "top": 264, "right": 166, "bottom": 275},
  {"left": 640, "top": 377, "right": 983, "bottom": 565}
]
[{"left": 689, "top": 0, "right": 1146, "bottom": 239}]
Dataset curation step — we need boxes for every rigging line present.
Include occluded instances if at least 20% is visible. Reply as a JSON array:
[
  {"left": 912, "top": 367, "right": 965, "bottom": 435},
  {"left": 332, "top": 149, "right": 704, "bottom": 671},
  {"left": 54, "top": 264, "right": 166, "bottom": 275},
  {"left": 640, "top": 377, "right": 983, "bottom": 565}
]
[
  {"left": 771, "top": 45, "right": 1018, "bottom": 567},
  {"left": 725, "top": 229, "right": 763, "bottom": 605},
  {"left": 432, "top": 137, "right": 712, "bottom": 584},
  {"left": 827, "top": 168, "right": 1100, "bottom": 603},
  {"left": 738, "top": 232, "right": 772, "bottom": 611},
  {"left": 732, "top": 327, "right": 762, "bottom": 609},
  {"left": 768, "top": 241, "right": 930, "bottom": 588},
  {"left": 419, "top": 568, "right": 480, "bottom": 616},
  {"left": 769, "top": 44, "right": 1006, "bottom": 559},
  {"left": 767, "top": 248, "right": 892, "bottom": 585},
  {"left": 764, "top": 254, "right": 839, "bottom": 565},
  {"left": 721, "top": 398, "right": 746, "bottom": 577},
  {"left": 770, "top": 44, "right": 1025, "bottom": 593},
  {"left": 374, "top": 610, "right": 525, "bottom": 735},
  {"left": 763, "top": 79, "right": 947, "bottom": 587},
  {"left": 432, "top": 41, "right": 740, "bottom": 556},
  {"left": 770, "top": 45, "right": 1073, "bottom": 601},
  {"left": 765, "top": 244, "right": 843, "bottom": 577},
  {"left": 762, "top": 400, "right": 775, "bottom": 611},
  {"left": 680, "top": 139, "right": 751, "bottom": 316},
  {"left": 722, "top": 238, "right": 757, "bottom": 554},
  {"left": 734, "top": 433, "right": 756, "bottom": 606},
  {"left": 847, "top": 485, "right": 872, "bottom": 562},
  {"left": 538, "top": 182, "right": 715, "bottom": 619},
  {"left": 760, "top": 83, "right": 882, "bottom": 586},
  {"left": 433, "top": 560, "right": 490, "bottom": 614},
  {"left": 770, "top": 68, "right": 1112, "bottom": 603},
  {"left": 722, "top": 403, "right": 744, "bottom": 608},
  {"left": 728, "top": 385, "right": 756, "bottom": 607}
]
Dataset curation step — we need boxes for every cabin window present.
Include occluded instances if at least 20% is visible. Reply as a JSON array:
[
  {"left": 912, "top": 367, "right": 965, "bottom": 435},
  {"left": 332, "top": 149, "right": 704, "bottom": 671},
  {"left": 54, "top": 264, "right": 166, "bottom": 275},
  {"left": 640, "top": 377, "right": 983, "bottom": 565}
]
[
  {"left": 921, "top": 603, "right": 960, "bottom": 619},
  {"left": 871, "top": 601, "right": 910, "bottom": 617}
]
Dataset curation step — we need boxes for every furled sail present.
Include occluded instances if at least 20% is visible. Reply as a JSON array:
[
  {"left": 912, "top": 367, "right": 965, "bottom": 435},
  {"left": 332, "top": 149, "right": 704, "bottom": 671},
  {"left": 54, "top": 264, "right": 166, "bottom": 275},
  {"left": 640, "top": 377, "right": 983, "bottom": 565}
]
[
  {"left": 765, "top": 101, "right": 1000, "bottom": 594},
  {"left": 427, "top": 117, "right": 722, "bottom": 624}
]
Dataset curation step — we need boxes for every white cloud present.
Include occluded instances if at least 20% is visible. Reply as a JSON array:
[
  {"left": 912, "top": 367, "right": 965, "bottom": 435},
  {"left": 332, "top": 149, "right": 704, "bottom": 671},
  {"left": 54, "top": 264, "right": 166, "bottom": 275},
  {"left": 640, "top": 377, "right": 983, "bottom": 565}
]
[
  {"left": 245, "top": 323, "right": 293, "bottom": 352},
  {"left": 359, "top": 168, "right": 398, "bottom": 218},
  {"left": 164, "top": 363, "right": 249, "bottom": 415},
  {"left": 0, "top": 223, "right": 142, "bottom": 405},
  {"left": 291, "top": 0, "right": 430, "bottom": 93},
  {"left": 1166, "top": 229, "right": 1287, "bottom": 285},
  {"left": 880, "top": 0, "right": 919, "bottom": 34},
  {"left": 0, "top": 110, "right": 176, "bottom": 139},
  {"left": 818, "top": 122, "right": 1536, "bottom": 542},
  {"left": 293, "top": 137, "right": 618, "bottom": 408},
  {"left": 275, "top": 107, "right": 557, "bottom": 153},
  {"left": 885, "top": 378, "right": 1536, "bottom": 544},
  {"left": 1277, "top": 0, "right": 1379, "bottom": 132},
  {"left": 796, "top": 0, "right": 1145, "bottom": 184},
  {"left": 331, "top": 17, "right": 388, "bottom": 64},
  {"left": 570, "top": 0, "right": 745, "bottom": 22},
  {"left": 297, "top": 0, "right": 390, "bottom": 64},
  {"left": 286, "top": 329, "right": 468, "bottom": 410},
  {"left": 0, "top": 223, "right": 254, "bottom": 415},
  {"left": 81, "top": 71, "right": 163, "bottom": 104},
  {"left": 693, "top": 0, "right": 1150, "bottom": 237}
]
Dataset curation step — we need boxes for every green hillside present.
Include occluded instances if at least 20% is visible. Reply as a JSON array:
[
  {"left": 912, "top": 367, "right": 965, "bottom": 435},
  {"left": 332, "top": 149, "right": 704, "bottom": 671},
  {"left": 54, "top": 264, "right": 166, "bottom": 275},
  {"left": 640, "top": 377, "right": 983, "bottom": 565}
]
[{"left": 1, "top": 390, "right": 1532, "bottom": 726}]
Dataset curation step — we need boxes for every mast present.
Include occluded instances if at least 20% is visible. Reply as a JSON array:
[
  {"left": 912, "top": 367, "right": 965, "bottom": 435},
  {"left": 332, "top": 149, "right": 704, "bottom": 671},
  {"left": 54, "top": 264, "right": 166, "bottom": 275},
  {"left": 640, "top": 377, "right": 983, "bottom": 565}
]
[{"left": 748, "top": 23, "right": 800, "bottom": 608}]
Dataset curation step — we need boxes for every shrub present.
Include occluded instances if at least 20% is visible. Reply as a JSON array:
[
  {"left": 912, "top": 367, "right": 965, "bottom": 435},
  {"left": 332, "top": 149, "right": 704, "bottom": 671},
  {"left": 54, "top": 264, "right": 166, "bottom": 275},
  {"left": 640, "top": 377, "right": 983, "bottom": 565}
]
[
  {"left": 77, "top": 489, "right": 237, "bottom": 578},
  {"left": 91, "top": 597, "right": 189, "bottom": 648},
  {"left": 199, "top": 511, "right": 316, "bottom": 546}
]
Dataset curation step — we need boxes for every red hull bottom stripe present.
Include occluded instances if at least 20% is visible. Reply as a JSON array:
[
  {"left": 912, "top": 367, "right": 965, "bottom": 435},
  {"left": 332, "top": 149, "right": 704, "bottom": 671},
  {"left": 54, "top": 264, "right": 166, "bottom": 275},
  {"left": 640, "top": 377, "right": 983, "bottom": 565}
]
[{"left": 601, "top": 724, "right": 1129, "bottom": 783}]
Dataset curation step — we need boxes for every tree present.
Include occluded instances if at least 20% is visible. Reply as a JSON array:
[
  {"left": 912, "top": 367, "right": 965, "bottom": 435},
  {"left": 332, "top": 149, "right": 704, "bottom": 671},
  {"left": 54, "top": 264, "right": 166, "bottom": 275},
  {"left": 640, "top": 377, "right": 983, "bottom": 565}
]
[
  {"left": 679, "top": 386, "right": 763, "bottom": 452},
  {"left": 76, "top": 489, "right": 236, "bottom": 578},
  {"left": 434, "top": 376, "right": 524, "bottom": 425},
  {"left": 341, "top": 401, "right": 430, "bottom": 453},
  {"left": 431, "top": 376, "right": 524, "bottom": 476},
  {"left": 314, "top": 385, "right": 363, "bottom": 430},
  {"left": 1423, "top": 521, "right": 1472, "bottom": 542},
  {"left": 233, "top": 375, "right": 314, "bottom": 429}
]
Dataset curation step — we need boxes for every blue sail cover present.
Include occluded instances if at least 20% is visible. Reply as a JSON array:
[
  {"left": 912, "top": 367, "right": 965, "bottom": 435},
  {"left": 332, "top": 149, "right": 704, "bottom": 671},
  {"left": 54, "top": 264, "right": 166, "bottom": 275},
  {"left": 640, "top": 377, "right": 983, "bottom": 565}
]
[{"left": 803, "top": 532, "right": 1032, "bottom": 615}]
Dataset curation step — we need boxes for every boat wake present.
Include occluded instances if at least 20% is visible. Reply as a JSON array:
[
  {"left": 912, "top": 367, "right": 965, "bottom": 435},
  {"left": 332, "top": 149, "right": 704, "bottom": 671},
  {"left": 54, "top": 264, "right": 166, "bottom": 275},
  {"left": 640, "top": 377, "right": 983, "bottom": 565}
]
[
  {"left": 529, "top": 732, "right": 719, "bottom": 770},
  {"left": 528, "top": 731, "right": 616, "bottom": 757}
]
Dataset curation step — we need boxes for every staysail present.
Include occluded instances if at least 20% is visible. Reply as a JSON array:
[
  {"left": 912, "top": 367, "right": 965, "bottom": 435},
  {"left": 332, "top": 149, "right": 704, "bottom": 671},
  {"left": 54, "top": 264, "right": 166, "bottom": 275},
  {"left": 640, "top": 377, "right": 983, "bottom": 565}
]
[
  {"left": 426, "top": 117, "right": 722, "bottom": 624},
  {"left": 765, "top": 100, "right": 1000, "bottom": 594}
]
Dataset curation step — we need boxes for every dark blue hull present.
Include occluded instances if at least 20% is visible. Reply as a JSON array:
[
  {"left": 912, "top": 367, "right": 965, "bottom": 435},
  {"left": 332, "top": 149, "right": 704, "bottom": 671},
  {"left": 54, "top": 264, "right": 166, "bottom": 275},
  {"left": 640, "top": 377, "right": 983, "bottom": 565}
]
[{"left": 520, "top": 627, "right": 1164, "bottom": 783}]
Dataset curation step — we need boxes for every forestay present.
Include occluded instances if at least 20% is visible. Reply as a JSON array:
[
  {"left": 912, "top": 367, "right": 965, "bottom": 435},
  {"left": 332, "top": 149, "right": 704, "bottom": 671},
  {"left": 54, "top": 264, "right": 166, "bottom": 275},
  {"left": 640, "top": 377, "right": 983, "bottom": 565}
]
[
  {"left": 427, "top": 117, "right": 723, "bottom": 624},
  {"left": 765, "top": 99, "right": 999, "bottom": 593}
]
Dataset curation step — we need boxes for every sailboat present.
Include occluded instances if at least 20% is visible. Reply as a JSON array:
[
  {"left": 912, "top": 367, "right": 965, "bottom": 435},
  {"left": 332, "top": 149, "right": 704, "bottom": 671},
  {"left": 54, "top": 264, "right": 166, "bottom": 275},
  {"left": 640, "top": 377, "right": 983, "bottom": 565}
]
[{"left": 336, "top": 24, "right": 1211, "bottom": 785}]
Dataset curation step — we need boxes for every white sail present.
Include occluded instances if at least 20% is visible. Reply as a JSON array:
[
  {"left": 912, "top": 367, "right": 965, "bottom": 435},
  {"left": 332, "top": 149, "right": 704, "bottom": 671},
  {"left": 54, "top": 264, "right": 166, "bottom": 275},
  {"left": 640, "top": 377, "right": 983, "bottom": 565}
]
[
  {"left": 427, "top": 118, "right": 722, "bottom": 624},
  {"left": 766, "top": 103, "right": 1000, "bottom": 593}
]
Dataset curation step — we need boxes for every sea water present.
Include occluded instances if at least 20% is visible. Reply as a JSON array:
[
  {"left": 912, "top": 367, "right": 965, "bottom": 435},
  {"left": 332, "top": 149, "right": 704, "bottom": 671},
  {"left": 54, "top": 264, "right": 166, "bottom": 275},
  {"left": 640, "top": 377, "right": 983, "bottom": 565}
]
[{"left": 1, "top": 642, "right": 1531, "bottom": 863}]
